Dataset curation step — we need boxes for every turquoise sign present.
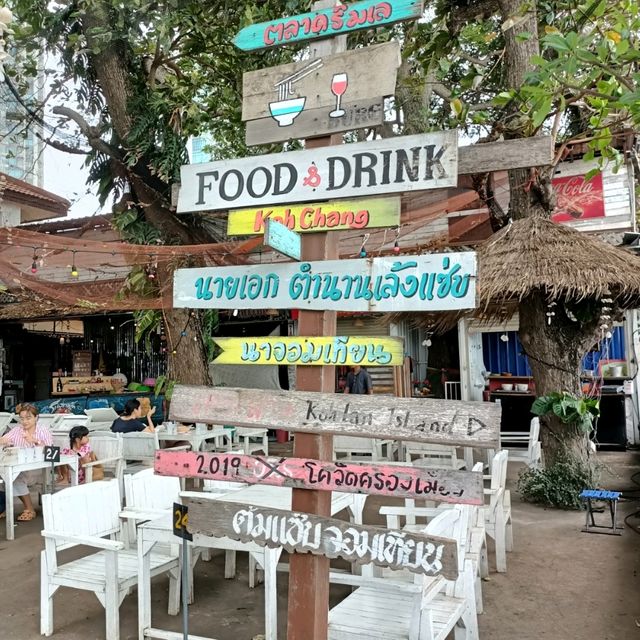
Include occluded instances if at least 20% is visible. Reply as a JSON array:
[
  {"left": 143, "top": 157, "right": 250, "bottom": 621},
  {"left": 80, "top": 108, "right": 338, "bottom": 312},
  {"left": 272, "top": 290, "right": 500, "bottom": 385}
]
[
  {"left": 264, "top": 218, "right": 301, "bottom": 261},
  {"left": 234, "top": 0, "right": 424, "bottom": 52}
]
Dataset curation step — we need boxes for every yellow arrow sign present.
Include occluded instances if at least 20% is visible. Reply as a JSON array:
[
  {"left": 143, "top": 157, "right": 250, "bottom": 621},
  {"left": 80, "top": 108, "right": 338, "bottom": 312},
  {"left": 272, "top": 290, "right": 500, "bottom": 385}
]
[{"left": 212, "top": 336, "right": 404, "bottom": 366}]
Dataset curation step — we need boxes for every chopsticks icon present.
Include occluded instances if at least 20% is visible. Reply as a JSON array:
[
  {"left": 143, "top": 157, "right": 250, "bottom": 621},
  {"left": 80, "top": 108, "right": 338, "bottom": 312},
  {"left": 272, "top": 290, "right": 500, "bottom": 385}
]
[{"left": 275, "top": 58, "right": 324, "bottom": 100}]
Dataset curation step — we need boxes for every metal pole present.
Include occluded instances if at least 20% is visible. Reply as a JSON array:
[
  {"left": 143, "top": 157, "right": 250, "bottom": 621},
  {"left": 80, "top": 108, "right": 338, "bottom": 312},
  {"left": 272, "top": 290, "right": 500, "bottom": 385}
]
[{"left": 182, "top": 536, "right": 189, "bottom": 640}]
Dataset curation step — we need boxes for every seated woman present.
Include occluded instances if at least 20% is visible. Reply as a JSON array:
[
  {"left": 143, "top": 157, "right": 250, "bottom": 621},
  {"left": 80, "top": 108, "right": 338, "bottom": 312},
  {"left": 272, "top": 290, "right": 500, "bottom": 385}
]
[
  {"left": 111, "top": 398, "right": 156, "bottom": 433},
  {"left": 0, "top": 402, "right": 53, "bottom": 521}
]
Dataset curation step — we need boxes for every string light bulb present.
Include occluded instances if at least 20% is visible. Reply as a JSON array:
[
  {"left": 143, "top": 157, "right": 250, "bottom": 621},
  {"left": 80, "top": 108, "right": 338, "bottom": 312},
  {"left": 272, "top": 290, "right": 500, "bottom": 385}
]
[
  {"left": 30, "top": 250, "right": 38, "bottom": 274},
  {"left": 70, "top": 251, "right": 78, "bottom": 278},
  {"left": 393, "top": 226, "right": 401, "bottom": 254}
]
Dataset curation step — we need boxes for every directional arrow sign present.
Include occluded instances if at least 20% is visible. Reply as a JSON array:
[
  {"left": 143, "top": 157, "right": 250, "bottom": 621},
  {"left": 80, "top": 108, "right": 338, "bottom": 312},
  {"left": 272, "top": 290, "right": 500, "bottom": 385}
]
[
  {"left": 212, "top": 336, "right": 404, "bottom": 366},
  {"left": 264, "top": 218, "right": 301, "bottom": 260}
]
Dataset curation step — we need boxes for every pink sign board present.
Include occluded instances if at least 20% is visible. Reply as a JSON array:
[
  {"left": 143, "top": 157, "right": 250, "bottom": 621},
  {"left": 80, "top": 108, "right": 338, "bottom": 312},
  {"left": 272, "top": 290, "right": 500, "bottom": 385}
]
[{"left": 154, "top": 450, "right": 483, "bottom": 505}]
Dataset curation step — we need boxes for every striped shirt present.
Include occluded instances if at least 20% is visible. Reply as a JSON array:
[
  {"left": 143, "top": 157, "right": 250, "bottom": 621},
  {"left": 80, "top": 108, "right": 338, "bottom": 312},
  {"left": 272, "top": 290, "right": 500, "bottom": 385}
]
[{"left": 4, "top": 423, "right": 53, "bottom": 448}]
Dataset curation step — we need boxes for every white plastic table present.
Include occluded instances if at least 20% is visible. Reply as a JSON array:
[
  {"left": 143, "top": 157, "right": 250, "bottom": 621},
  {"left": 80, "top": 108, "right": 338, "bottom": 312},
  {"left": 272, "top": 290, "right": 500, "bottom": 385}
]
[
  {"left": 137, "top": 485, "right": 367, "bottom": 640},
  {"left": 0, "top": 454, "right": 78, "bottom": 540},
  {"left": 156, "top": 426, "right": 232, "bottom": 453}
]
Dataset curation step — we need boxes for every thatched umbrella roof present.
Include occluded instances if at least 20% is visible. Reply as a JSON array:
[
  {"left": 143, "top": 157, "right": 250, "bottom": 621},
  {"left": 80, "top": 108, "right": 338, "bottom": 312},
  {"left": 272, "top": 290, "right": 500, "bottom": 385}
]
[
  {"left": 390, "top": 216, "right": 640, "bottom": 331},
  {"left": 479, "top": 216, "right": 640, "bottom": 311}
]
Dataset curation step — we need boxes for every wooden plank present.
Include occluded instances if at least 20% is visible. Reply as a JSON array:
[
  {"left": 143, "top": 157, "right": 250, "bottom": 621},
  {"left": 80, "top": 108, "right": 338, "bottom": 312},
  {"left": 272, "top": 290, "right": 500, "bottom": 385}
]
[
  {"left": 264, "top": 219, "right": 301, "bottom": 260},
  {"left": 184, "top": 498, "right": 458, "bottom": 579},
  {"left": 242, "top": 44, "right": 399, "bottom": 118},
  {"left": 245, "top": 98, "right": 385, "bottom": 146},
  {"left": 234, "top": 0, "right": 424, "bottom": 51},
  {"left": 173, "top": 252, "right": 477, "bottom": 313},
  {"left": 211, "top": 336, "right": 404, "bottom": 366},
  {"left": 155, "top": 451, "right": 484, "bottom": 505},
  {"left": 176, "top": 131, "right": 458, "bottom": 213},
  {"left": 168, "top": 385, "right": 501, "bottom": 448},
  {"left": 458, "top": 136, "right": 554, "bottom": 174},
  {"left": 227, "top": 196, "right": 400, "bottom": 236}
]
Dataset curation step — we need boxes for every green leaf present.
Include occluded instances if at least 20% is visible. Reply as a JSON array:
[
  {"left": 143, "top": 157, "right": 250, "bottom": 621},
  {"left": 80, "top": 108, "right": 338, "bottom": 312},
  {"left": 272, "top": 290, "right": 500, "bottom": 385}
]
[{"left": 532, "top": 95, "right": 553, "bottom": 128}]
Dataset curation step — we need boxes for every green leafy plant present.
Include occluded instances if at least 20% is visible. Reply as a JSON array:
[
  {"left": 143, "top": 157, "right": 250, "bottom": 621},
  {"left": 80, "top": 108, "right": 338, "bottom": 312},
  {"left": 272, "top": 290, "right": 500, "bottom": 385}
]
[
  {"left": 531, "top": 392, "right": 600, "bottom": 433},
  {"left": 518, "top": 452, "right": 600, "bottom": 509},
  {"left": 154, "top": 374, "right": 175, "bottom": 401}
]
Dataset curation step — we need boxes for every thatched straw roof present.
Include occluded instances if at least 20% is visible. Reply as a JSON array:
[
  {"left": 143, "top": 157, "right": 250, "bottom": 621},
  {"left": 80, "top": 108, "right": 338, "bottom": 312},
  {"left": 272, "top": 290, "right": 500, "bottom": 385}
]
[
  {"left": 390, "top": 216, "right": 640, "bottom": 331},
  {"left": 479, "top": 216, "right": 640, "bottom": 310}
]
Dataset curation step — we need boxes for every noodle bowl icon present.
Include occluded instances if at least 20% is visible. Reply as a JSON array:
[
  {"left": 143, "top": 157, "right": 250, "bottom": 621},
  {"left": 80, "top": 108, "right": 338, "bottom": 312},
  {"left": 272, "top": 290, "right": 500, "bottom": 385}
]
[
  {"left": 270, "top": 59, "right": 323, "bottom": 127},
  {"left": 269, "top": 97, "right": 306, "bottom": 126}
]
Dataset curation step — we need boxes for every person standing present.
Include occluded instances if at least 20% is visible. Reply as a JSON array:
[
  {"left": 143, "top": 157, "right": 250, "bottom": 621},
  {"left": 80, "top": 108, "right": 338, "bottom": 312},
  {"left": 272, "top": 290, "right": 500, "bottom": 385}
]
[{"left": 343, "top": 365, "right": 373, "bottom": 395}]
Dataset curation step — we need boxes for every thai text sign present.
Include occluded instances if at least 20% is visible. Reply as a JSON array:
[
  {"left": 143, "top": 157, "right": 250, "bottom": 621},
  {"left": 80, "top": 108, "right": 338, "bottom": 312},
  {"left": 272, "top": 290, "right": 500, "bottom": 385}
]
[
  {"left": 551, "top": 172, "right": 605, "bottom": 223},
  {"left": 184, "top": 498, "right": 458, "bottom": 579},
  {"left": 234, "top": 0, "right": 424, "bottom": 51},
  {"left": 177, "top": 131, "right": 458, "bottom": 213},
  {"left": 173, "top": 252, "right": 476, "bottom": 313},
  {"left": 242, "top": 42, "right": 399, "bottom": 145},
  {"left": 169, "top": 385, "right": 501, "bottom": 448},
  {"left": 211, "top": 336, "right": 404, "bottom": 366},
  {"left": 227, "top": 197, "right": 400, "bottom": 235},
  {"left": 264, "top": 219, "right": 301, "bottom": 260},
  {"left": 155, "top": 451, "right": 484, "bottom": 505}
]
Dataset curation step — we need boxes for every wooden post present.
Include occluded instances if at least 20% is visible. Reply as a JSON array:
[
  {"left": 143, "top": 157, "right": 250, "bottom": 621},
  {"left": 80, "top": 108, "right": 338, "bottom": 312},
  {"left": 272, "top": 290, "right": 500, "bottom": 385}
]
[{"left": 287, "top": 9, "right": 345, "bottom": 638}]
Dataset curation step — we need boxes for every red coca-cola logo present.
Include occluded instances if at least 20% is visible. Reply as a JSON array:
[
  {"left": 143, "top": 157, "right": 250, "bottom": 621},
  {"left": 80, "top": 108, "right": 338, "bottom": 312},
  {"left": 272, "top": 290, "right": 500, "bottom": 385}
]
[{"left": 552, "top": 173, "right": 604, "bottom": 222}]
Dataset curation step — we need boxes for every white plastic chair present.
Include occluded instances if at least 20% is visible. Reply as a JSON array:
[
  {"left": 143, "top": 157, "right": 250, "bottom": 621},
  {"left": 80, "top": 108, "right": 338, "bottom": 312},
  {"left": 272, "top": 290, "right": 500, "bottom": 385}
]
[
  {"left": 0, "top": 411, "right": 15, "bottom": 435},
  {"left": 40, "top": 479, "right": 180, "bottom": 639},
  {"left": 85, "top": 407, "right": 119, "bottom": 432},
  {"left": 333, "top": 435, "right": 395, "bottom": 461},
  {"left": 404, "top": 442, "right": 466, "bottom": 469},
  {"left": 52, "top": 414, "right": 90, "bottom": 434},
  {"left": 234, "top": 427, "right": 269, "bottom": 455},
  {"left": 483, "top": 449, "right": 513, "bottom": 573},
  {"left": 502, "top": 417, "right": 542, "bottom": 469},
  {"left": 328, "top": 506, "right": 479, "bottom": 639}
]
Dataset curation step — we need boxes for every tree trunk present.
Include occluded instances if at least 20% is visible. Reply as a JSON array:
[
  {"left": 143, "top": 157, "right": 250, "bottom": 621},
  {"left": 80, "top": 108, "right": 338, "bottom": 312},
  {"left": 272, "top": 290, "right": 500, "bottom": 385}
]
[
  {"left": 164, "top": 308, "right": 212, "bottom": 386},
  {"left": 496, "top": 0, "right": 598, "bottom": 470},
  {"left": 518, "top": 293, "right": 600, "bottom": 466}
]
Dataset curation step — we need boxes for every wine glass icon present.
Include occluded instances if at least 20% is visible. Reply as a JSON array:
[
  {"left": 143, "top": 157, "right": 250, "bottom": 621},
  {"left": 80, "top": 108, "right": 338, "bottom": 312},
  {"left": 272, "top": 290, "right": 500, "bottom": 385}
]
[{"left": 329, "top": 72, "right": 348, "bottom": 118}]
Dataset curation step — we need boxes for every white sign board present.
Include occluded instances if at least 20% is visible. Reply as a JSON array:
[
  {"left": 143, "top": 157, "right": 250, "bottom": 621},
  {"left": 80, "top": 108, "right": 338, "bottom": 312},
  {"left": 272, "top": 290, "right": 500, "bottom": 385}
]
[
  {"left": 177, "top": 131, "right": 458, "bottom": 213},
  {"left": 173, "top": 252, "right": 476, "bottom": 312}
]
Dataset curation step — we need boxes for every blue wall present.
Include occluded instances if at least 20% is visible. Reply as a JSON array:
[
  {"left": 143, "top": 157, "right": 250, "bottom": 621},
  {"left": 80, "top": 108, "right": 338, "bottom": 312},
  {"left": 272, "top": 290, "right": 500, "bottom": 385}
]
[{"left": 482, "top": 326, "right": 626, "bottom": 375}]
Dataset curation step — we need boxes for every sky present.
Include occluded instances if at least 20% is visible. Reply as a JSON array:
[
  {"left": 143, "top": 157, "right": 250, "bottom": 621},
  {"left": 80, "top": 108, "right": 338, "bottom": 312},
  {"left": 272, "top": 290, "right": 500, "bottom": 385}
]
[{"left": 43, "top": 143, "right": 104, "bottom": 219}]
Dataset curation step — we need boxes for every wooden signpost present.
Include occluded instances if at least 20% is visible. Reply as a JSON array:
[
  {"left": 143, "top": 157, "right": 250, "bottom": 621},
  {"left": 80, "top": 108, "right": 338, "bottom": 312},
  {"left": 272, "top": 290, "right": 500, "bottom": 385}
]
[
  {"left": 242, "top": 42, "right": 400, "bottom": 145},
  {"left": 173, "top": 252, "right": 477, "bottom": 313},
  {"left": 176, "top": 130, "right": 458, "bottom": 213},
  {"left": 168, "top": 384, "right": 501, "bottom": 448},
  {"left": 233, "top": 0, "right": 424, "bottom": 52},
  {"left": 210, "top": 335, "right": 404, "bottom": 366},
  {"left": 227, "top": 196, "right": 400, "bottom": 235},
  {"left": 155, "top": 451, "right": 484, "bottom": 505},
  {"left": 184, "top": 498, "right": 458, "bottom": 579},
  {"left": 264, "top": 218, "right": 301, "bottom": 260}
]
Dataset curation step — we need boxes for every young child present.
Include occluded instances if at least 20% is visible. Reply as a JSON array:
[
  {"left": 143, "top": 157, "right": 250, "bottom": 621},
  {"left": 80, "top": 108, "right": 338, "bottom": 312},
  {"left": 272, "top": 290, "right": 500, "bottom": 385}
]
[{"left": 59, "top": 425, "right": 96, "bottom": 484}]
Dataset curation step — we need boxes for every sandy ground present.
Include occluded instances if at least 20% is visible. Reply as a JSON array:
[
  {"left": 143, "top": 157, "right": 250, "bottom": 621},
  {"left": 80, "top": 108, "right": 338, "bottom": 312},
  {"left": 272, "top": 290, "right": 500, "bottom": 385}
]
[{"left": 0, "top": 450, "right": 638, "bottom": 640}]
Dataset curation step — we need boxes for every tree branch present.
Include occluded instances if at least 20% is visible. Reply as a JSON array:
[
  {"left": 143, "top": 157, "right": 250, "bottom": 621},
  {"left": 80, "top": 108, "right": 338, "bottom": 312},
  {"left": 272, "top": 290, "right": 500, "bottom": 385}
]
[{"left": 51, "top": 105, "right": 122, "bottom": 159}]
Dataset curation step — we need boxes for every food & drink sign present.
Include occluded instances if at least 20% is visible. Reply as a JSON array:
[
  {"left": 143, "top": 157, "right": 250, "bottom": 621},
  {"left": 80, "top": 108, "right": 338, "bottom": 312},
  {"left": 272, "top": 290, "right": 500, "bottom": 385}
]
[
  {"left": 173, "top": 252, "right": 476, "bottom": 313},
  {"left": 176, "top": 131, "right": 457, "bottom": 213}
]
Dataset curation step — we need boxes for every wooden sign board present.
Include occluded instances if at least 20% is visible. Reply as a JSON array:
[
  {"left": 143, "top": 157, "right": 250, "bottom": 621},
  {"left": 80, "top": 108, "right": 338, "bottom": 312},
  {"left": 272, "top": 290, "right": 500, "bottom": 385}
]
[
  {"left": 155, "top": 451, "right": 484, "bottom": 505},
  {"left": 211, "top": 336, "right": 404, "bottom": 366},
  {"left": 242, "top": 42, "right": 399, "bottom": 145},
  {"left": 173, "top": 252, "right": 477, "bottom": 313},
  {"left": 264, "top": 218, "right": 301, "bottom": 260},
  {"left": 246, "top": 98, "right": 385, "bottom": 146},
  {"left": 176, "top": 131, "right": 458, "bottom": 213},
  {"left": 234, "top": 0, "right": 424, "bottom": 51},
  {"left": 169, "top": 385, "right": 501, "bottom": 448},
  {"left": 227, "top": 196, "right": 400, "bottom": 236},
  {"left": 184, "top": 498, "right": 458, "bottom": 579}
]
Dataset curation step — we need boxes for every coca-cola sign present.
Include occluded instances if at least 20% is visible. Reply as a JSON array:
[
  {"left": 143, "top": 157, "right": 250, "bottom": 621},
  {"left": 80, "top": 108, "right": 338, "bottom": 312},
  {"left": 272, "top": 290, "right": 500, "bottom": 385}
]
[{"left": 551, "top": 173, "right": 605, "bottom": 223}]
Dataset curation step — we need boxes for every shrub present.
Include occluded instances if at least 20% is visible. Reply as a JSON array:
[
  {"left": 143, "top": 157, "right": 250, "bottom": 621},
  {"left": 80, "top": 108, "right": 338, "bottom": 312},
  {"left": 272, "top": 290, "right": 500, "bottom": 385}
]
[{"left": 517, "top": 454, "right": 600, "bottom": 510}]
